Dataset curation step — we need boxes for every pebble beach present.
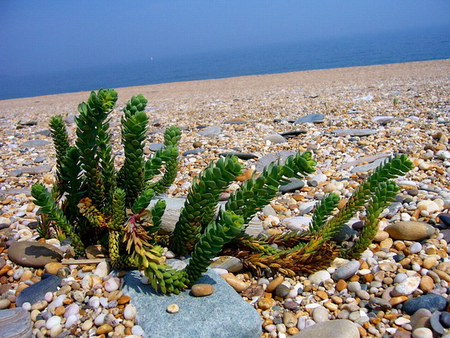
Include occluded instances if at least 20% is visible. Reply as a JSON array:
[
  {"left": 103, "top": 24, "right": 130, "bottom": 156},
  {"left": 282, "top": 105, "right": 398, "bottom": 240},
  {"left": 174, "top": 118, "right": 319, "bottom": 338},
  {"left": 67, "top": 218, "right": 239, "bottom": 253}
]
[{"left": 1, "top": 59, "right": 450, "bottom": 338}]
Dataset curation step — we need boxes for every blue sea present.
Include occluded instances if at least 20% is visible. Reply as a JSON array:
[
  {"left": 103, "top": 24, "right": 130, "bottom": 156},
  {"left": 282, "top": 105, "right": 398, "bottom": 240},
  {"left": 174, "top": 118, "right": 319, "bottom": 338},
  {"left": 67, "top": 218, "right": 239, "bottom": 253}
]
[{"left": 1, "top": 25, "right": 450, "bottom": 101}]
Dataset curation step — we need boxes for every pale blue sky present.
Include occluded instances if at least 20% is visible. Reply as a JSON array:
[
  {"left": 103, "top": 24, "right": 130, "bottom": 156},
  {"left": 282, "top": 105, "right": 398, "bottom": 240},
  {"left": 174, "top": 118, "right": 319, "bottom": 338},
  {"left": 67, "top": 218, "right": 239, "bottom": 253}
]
[{"left": 1, "top": 1, "right": 449, "bottom": 76}]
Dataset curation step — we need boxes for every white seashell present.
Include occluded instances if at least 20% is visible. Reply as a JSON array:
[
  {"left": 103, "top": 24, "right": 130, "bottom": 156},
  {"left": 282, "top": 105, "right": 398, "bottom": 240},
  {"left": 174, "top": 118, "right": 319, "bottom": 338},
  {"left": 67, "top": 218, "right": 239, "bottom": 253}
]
[{"left": 124, "top": 304, "right": 137, "bottom": 320}]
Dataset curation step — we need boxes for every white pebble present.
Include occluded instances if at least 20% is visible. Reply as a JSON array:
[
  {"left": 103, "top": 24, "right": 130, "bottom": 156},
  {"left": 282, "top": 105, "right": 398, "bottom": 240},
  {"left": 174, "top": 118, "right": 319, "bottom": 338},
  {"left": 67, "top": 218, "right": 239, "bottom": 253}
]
[
  {"left": 65, "top": 314, "right": 78, "bottom": 328},
  {"left": 104, "top": 277, "right": 120, "bottom": 292},
  {"left": 94, "top": 313, "right": 106, "bottom": 326},
  {"left": 46, "top": 315, "right": 61, "bottom": 330},
  {"left": 131, "top": 325, "right": 144, "bottom": 335},
  {"left": 99, "top": 297, "right": 108, "bottom": 307},
  {"left": 49, "top": 324, "right": 63, "bottom": 338},
  {"left": 45, "top": 292, "right": 53, "bottom": 302},
  {"left": 124, "top": 304, "right": 137, "bottom": 319},
  {"left": 94, "top": 261, "right": 110, "bottom": 277},
  {"left": 64, "top": 303, "right": 79, "bottom": 318},
  {"left": 21, "top": 302, "right": 31, "bottom": 311}
]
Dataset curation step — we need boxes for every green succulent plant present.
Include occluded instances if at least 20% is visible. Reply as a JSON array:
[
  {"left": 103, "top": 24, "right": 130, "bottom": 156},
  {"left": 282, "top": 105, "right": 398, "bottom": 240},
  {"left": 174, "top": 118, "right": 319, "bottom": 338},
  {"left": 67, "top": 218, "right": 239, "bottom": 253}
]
[{"left": 31, "top": 89, "right": 413, "bottom": 294}]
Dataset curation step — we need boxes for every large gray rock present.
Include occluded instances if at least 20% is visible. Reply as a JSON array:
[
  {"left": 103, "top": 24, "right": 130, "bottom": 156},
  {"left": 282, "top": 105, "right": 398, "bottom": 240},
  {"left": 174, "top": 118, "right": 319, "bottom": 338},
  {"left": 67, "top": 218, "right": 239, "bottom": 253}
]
[
  {"left": 122, "top": 270, "right": 262, "bottom": 338},
  {"left": 0, "top": 308, "right": 33, "bottom": 338},
  {"left": 148, "top": 198, "right": 264, "bottom": 237},
  {"left": 8, "top": 241, "right": 63, "bottom": 268}
]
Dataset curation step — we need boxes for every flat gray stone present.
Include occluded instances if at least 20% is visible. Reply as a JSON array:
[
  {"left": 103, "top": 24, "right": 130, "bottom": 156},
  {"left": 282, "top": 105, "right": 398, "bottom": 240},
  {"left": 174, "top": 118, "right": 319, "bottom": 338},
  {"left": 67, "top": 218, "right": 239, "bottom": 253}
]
[
  {"left": 255, "top": 150, "right": 296, "bottom": 172},
  {"left": 279, "top": 178, "right": 305, "bottom": 193},
  {"left": 198, "top": 125, "right": 221, "bottom": 137},
  {"left": 16, "top": 273, "right": 61, "bottom": 307},
  {"left": 292, "top": 319, "right": 359, "bottom": 338},
  {"left": 333, "top": 129, "right": 378, "bottom": 137},
  {"left": 8, "top": 241, "right": 63, "bottom": 268},
  {"left": 21, "top": 165, "right": 53, "bottom": 174},
  {"left": 22, "top": 139, "right": 50, "bottom": 148},
  {"left": 332, "top": 260, "right": 361, "bottom": 281},
  {"left": 350, "top": 158, "right": 386, "bottom": 173},
  {"left": 0, "top": 308, "right": 32, "bottom": 338},
  {"left": 123, "top": 270, "right": 262, "bottom": 338},
  {"left": 293, "top": 113, "right": 324, "bottom": 124},
  {"left": 264, "top": 134, "right": 287, "bottom": 144}
]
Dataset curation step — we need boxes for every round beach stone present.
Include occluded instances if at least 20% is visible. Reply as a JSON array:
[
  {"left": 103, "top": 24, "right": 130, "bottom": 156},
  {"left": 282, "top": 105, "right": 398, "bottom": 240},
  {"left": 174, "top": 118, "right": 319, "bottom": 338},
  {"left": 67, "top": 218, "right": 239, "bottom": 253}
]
[
  {"left": 191, "top": 283, "right": 214, "bottom": 297},
  {"left": 210, "top": 256, "right": 243, "bottom": 273},
  {"left": 291, "top": 319, "right": 359, "bottom": 338},
  {"left": 402, "top": 294, "right": 448, "bottom": 315},
  {"left": 308, "top": 270, "right": 331, "bottom": 285},
  {"left": 8, "top": 241, "right": 63, "bottom": 268},
  {"left": 384, "top": 221, "right": 435, "bottom": 241}
]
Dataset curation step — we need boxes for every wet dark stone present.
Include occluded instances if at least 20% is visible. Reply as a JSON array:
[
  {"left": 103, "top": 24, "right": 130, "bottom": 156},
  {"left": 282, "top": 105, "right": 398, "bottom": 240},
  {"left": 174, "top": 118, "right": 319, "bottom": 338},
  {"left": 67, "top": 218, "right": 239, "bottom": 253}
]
[
  {"left": 393, "top": 254, "right": 405, "bottom": 262},
  {"left": 279, "top": 130, "right": 307, "bottom": 138},
  {"left": 16, "top": 273, "right": 61, "bottom": 306},
  {"left": 440, "top": 311, "right": 450, "bottom": 328},
  {"left": 332, "top": 225, "right": 357, "bottom": 243},
  {"left": 183, "top": 149, "right": 206, "bottom": 156},
  {"left": 219, "top": 152, "right": 258, "bottom": 160},
  {"left": 438, "top": 213, "right": 450, "bottom": 228}
]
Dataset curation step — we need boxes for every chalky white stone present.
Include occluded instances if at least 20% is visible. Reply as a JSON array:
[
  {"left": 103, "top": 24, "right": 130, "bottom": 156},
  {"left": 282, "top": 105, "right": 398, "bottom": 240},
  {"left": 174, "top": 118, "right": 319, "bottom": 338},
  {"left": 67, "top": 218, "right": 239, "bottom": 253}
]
[
  {"left": 104, "top": 277, "right": 120, "bottom": 292},
  {"left": 132, "top": 325, "right": 145, "bottom": 335},
  {"left": 46, "top": 315, "right": 61, "bottom": 330},
  {"left": 309, "top": 270, "right": 331, "bottom": 285},
  {"left": 64, "top": 303, "right": 79, "bottom": 318},
  {"left": 124, "top": 304, "right": 137, "bottom": 319},
  {"left": 94, "top": 261, "right": 110, "bottom": 278},
  {"left": 393, "top": 276, "right": 421, "bottom": 296},
  {"left": 65, "top": 314, "right": 78, "bottom": 328},
  {"left": 94, "top": 313, "right": 106, "bottom": 326}
]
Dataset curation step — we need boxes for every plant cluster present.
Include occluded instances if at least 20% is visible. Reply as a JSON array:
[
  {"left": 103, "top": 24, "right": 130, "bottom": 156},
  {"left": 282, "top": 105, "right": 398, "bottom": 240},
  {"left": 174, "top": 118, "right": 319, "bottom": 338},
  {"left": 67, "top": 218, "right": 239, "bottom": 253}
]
[{"left": 32, "top": 89, "right": 413, "bottom": 294}]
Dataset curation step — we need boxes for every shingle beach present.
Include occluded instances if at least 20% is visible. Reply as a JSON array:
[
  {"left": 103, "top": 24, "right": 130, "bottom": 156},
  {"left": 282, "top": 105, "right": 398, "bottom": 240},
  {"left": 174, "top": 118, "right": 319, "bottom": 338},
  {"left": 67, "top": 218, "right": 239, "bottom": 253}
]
[{"left": 1, "top": 59, "right": 450, "bottom": 338}]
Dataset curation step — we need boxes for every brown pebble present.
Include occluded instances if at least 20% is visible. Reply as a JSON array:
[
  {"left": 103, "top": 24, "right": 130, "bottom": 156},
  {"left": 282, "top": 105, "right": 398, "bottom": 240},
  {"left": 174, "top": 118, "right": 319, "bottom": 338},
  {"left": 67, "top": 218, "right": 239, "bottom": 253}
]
[
  {"left": 44, "top": 262, "right": 64, "bottom": 275},
  {"left": 266, "top": 275, "right": 284, "bottom": 293},
  {"left": 220, "top": 273, "right": 247, "bottom": 292},
  {"left": 166, "top": 304, "right": 179, "bottom": 313},
  {"left": 357, "top": 325, "right": 368, "bottom": 337},
  {"left": 117, "top": 296, "right": 131, "bottom": 305},
  {"left": 287, "top": 327, "right": 299, "bottom": 335},
  {"left": 316, "top": 290, "right": 328, "bottom": 300},
  {"left": 419, "top": 275, "right": 435, "bottom": 292},
  {"left": 432, "top": 269, "right": 450, "bottom": 282},
  {"left": 257, "top": 297, "right": 276, "bottom": 310},
  {"left": 390, "top": 296, "right": 408, "bottom": 306},
  {"left": 191, "top": 283, "right": 214, "bottom": 297},
  {"left": 54, "top": 306, "right": 65, "bottom": 316},
  {"left": 335, "top": 279, "right": 348, "bottom": 292}
]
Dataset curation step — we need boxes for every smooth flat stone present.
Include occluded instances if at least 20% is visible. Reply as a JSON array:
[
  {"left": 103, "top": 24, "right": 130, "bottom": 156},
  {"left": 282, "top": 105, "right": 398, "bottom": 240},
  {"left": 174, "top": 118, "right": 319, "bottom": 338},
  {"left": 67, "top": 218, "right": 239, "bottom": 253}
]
[
  {"left": 198, "top": 126, "right": 221, "bottom": 137},
  {"left": 279, "top": 130, "right": 307, "bottom": 138},
  {"left": 22, "top": 139, "right": 50, "bottom": 148},
  {"left": 0, "top": 308, "right": 32, "bottom": 338},
  {"left": 255, "top": 150, "right": 296, "bottom": 172},
  {"left": 385, "top": 221, "right": 435, "bottom": 241},
  {"left": 16, "top": 273, "right": 61, "bottom": 307},
  {"left": 122, "top": 269, "right": 262, "bottom": 338},
  {"left": 279, "top": 178, "right": 305, "bottom": 193},
  {"left": 402, "top": 294, "right": 448, "bottom": 315},
  {"left": 332, "top": 260, "right": 361, "bottom": 281},
  {"left": 332, "top": 129, "right": 378, "bottom": 137},
  {"left": 219, "top": 152, "right": 258, "bottom": 160},
  {"left": 291, "top": 319, "right": 359, "bottom": 338},
  {"left": 8, "top": 241, "right": 63, "bottom": 268},
  {"left": 20, "top": 165, "right": 53, "bottom": 174},
  {"left": 264, "top": 134, "right": 287, "bottom": 144},
  {"left": 293, "top": 113, "right": 324, "bottom": 124},
  {"left": 183, "top": 149, "right": 206, "bottom": 156}
]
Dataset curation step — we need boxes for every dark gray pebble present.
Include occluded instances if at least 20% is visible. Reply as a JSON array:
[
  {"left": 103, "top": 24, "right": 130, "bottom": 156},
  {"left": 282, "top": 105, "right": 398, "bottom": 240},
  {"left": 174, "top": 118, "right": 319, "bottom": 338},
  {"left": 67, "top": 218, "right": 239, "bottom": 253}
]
[
  {"left": 183, "top": 149, "right": 206, "bottom": 156},
  {"left": 16, "top": 273, "right": 61, "bottom": 306},
  {"left": 22, "top": 139, "right": 50, "bottom": 148},
  {"left": 219, "top": 152, "right": 258, "bottom": 160},
  {"left": 274, "top": 284, "right": 290, "bottom": 298},
  {"left": 440, "top": 311, "right": 450, "bottom": 328},
  {"left": 430, "top": 311, "right": 445, "bottom": 334},
  {"left": 402, "top": 294, "right": 448, "bottom": 315},
  {"left": 279, "top": 178, "right": 305, "bottom": 193},
  {"left": 279, "top": 130, "right": 307, "bottom": 138},
  {"left": 34, "top": 156, "right": 46, "bottom": 163},
  {"left": 293, "top": 113, "right": 324, "bottom": 124}
]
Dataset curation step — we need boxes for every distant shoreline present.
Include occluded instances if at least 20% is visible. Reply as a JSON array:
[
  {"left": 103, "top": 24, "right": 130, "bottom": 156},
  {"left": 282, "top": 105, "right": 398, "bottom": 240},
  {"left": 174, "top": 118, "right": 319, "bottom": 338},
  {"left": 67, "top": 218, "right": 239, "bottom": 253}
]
[{"left": 0, "top": 59, "right": 449, "bottom": 111}]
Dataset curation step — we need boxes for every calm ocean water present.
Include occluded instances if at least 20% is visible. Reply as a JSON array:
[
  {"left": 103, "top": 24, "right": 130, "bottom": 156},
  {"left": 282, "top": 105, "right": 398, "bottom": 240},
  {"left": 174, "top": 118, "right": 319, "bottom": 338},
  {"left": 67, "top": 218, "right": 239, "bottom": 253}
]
[{"left": 1, "top": 25, "right": 449, "bottom": 100}]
